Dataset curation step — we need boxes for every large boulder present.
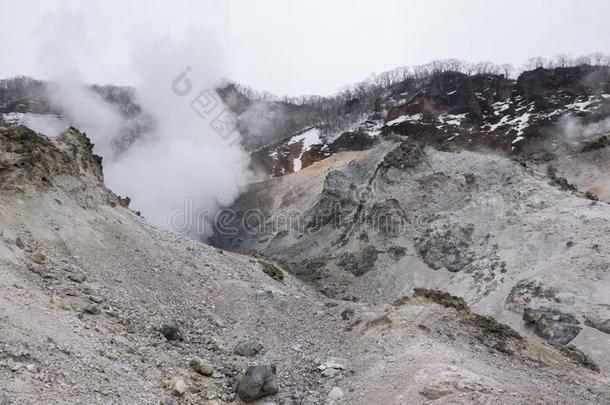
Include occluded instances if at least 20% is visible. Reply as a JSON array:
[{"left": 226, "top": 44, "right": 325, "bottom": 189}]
[
  {"left": 523, "top": 307, "right": 582, "bottom": 345},
  {"left": 236, "top": 364, "right": 279, "bottom": 402}
]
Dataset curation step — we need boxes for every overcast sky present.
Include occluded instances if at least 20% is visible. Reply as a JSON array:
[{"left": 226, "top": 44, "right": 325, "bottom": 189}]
[{"left": 2, "top": 0, "right": 610, "bottom": 96}]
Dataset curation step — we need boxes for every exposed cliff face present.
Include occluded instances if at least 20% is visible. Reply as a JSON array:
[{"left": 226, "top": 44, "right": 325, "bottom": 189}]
[
  {"left": 386, "top": 71, "right": 512, "bottom": 121},
  {"left": 517, "top": 65, "right": 610, "bottom": 99},
  {"left": 251, "top": 66, "right": 610, "bottom": 177}
]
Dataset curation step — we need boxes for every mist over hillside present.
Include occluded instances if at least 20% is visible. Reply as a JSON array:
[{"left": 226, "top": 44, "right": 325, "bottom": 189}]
[{"left": 3, "top": 1, "right": 610, "bottom": 404}]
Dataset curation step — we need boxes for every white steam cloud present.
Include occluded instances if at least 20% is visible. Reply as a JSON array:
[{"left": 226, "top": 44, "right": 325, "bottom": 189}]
[
  {"left": 35, "top": 14, "right": 250, "bottom": 237},
  {"left": 45, "top": 81, "right": 124, "bottom": 158},
  {"left": 558, "top": 114, "right": 610, "bottom": 145}
]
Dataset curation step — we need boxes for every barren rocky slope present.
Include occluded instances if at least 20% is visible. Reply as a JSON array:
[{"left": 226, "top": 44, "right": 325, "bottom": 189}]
[
  {"left": 213, "top": 66, "right": 610, "bottom": 383},
  {"left": 213, "top": 134, "right": 610, "bottom": 376},
  {"left": 2, "top": 127, "right": 610, "bottom": 404}
]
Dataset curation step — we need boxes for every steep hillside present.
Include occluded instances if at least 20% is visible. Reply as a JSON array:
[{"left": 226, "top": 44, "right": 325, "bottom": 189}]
[
  {"left": 251, "top": 66, "right": 610, "bottom": 177},
  {"left": 212, "top": 68, "right": 610, "bottom": 380},
  {"left": 2, "top": 128, "right": 610, "bottom": 404}
]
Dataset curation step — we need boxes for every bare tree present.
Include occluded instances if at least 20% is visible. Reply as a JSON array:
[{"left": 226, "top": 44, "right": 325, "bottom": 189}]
[
  {"left": 500, "top": 63, "right": 514, "bottom": 78},
  {"left": 590, "top": 52, "right": 605, "bottom": 65},
  {"left": 553, "top": 53, "right": 573, "bottom": 68},
  {"left": 524, "top": 56, "right": 548, "bottom": 70},
  {"left": 574, "top": 55, "right": 592, "bottom": 66}
]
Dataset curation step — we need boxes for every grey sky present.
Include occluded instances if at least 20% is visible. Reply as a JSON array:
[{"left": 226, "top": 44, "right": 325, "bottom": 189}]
[{"left": 2, "top": 0, "right": 610, "bottom": 96}]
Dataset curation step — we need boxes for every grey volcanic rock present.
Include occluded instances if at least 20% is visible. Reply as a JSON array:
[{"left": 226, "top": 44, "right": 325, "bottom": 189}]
[
  {"left": 381, "top": 141, "right": 425, "bottom": 169},
  {"left": 160, "top": 322, "right": 182, "bottom": 341},
  {"left": 68, "top": 272, "right": 87, "bottom": 283},
  {"left": 415, "top": 224, "right": 475, "bottom": 272},
  {"left": 523, "top": 307, "right": 582, "bottom": 345},
  {"left": 585, "top": 318, "right": 610, "bottom": 335},
  {"left": 505, "top": 279, "right": 560, "bottom": 312},
  {"left": 337, "top": 245, "right": 378, "bottom": 276},
  {"left": 234, "top": 340, "right": 264, "bottom": 357},
  {"left": 236, "top": 364, "right": 279, "bottom": 402},
  {"left": 190, "top": 357, "right": 214, "bottom": 376}
]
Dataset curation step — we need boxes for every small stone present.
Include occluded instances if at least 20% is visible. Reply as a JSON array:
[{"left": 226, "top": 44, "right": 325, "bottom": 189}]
[
  {"left": 319, "top": 358, "right": 346, "bottom": 370},
  {"left": 190, "top": 357, "right": 214, "bottom": 376},
  {"left": 25, "top": 364, "right": 39, "bottom": 374},
  {"left": 420, "top": 382, "right": 453, "bottom": 400},
  {"left": 236, "top": 364, "right": 279, "bottom": 402},
  {"left": 89, "top": 295, "right": 104, "bottom": 304},
  {"left": 33, "top": 252, "right": 47, "bottom": 264},
  {"left": 27, "top": 264, "right": 42, "bottom": 275},
  {"left": 160, "top": 322, "right": 182, "bottom": 341},
  {"left": 205, "top": 336, "right": 222, "bottom": 352},
  {"left": 15, "top": 237, "right": 25, "bottom": 249},
  {"left": 340, "top": 308, "right": 356, "bottom": 321},
  {"left": 83, "top": 304, "right": 101, "bottom": 315},
  {"left": 51, "top": 295, "right": 72, "bottom": 311},
  {"left": 169, "top": 377, "right": 187, "bottom": 397},
  {"left": 234, "top": 340, "right": 264, "bottom": 357},
  {"left": 261, "top": 262, "right": 284, "bottom": 282},
  {"left": 328, "top": 387, "right": 344, "bottom": 401},
  {"left": 321, "top": 368, "right": 339, "bottom": 378},
  {"left": 69, "top": 272, "right": 87, "bottom": 283},
  {"left": 205, "top": 388, "right": 218, "bottom": 400}
]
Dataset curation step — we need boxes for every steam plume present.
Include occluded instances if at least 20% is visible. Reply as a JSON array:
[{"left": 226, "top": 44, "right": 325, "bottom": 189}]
[{"left": 36, "top": 13, "right": 250, "bottom": 236}]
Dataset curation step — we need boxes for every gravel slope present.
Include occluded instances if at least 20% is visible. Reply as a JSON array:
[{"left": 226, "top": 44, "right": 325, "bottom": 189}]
[{"left": 1, "top": 126, "right": 609, "bottom": 404}]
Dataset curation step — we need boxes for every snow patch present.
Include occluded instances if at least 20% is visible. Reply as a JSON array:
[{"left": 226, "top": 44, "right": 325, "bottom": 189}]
[
  {"left": 437, "top": 113, "right": 466, "bottom": 127},
  {"left": 289, "top": 127, "right": 322, "bottom": 151},
  {"left": 289, "top": 127, "right": 322, "bottom": 173},
  {"left": 385, "top": 113, "right": 423, "bottom": 126},
  {"left": 565, "top": 96, "right": 600, "bottom": 112},
  {"left": 492, "top": 101, "right": 510, "bottom": 115},
  {"left": 512, "top": 112, "right": 531, "bottom": 136},
  {"left": 488, "top": 106, "right": 532, "bottom": 136}
]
